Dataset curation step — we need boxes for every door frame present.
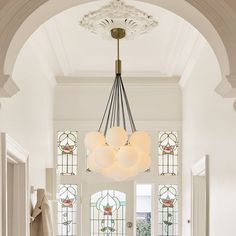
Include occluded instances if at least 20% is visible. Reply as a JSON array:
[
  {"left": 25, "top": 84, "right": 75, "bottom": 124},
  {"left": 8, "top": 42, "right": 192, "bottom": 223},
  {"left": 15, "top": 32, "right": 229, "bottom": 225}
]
[
  {"left": 0, "top": 133, "right": 29, "bottom": 236},
  {"left": 191, "top": 155, "right": 209, "bottom": 236}
]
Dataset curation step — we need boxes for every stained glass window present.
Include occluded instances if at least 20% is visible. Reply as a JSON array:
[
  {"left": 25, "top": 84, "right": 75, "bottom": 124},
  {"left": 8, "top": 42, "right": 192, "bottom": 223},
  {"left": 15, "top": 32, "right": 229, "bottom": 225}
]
[
  {"left": 90, "top": 190, "right": 126, "bottom": 236},
  {"left": 158, "top": 185, "right": 178, "bottom": 236},
  {"left": 58, "top": 184, "right": 77, "bottom": 236},
  {"left": 136, "top": 185, "right": 151, "bottom": 236},
  {"left": 158, "top": 132, "right": 178, "bottom": 176},
  {"left": 57, "top": 131, "right": 77, "bottom": 175}
]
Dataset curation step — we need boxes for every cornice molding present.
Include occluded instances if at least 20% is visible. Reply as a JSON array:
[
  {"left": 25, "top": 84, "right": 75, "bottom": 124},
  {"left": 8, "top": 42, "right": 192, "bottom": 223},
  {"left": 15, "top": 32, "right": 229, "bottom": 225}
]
[
  {"left": 56, "top": 75, "right": 180, "bottom": 87},
  {"left": 179, "top": 35, "right": 207, "bottom": 88}
]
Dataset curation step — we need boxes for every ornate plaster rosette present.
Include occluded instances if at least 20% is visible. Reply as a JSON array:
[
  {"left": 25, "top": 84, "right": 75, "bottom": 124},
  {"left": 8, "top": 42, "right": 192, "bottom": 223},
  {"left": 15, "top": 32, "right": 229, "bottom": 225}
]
[{"left": 80, "top": 0, "right": 158, "bottom": 39}]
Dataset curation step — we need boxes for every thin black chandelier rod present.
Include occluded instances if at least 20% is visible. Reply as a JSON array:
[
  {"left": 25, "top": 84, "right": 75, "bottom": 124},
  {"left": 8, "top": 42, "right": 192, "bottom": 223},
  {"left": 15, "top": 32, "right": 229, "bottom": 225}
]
[
  {"left": 98, "top": 75, "right": 136, "bottom": 135},
  {"left": 98, "top": 37, "right": 136, "bottom": 135}
]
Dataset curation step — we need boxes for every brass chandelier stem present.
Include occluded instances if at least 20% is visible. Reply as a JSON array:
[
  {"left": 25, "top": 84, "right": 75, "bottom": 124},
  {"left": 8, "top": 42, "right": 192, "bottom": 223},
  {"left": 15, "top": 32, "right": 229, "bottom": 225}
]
[
  {"left": 117, "top": 38, "right": 120, "bottom": 60},
  {"left": 111, "top": 28, "right": 125, "bottom": 75},
  {"left": 115, "top": 38, "right": 122, "bottom": 74}
]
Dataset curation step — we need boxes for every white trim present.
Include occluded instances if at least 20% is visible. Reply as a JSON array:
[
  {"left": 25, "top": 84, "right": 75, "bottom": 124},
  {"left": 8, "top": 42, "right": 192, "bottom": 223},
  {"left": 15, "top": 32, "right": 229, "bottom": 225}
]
[
  {"left": 0, "top": 133, "right": 29, "bottom": 236},
  {"left": 192, "top": 156, "right": 207, "bottom": 176},
  {"left": 191, "top": 155, "right": 210, "bottom": 236},
  {"left": 43, "top": 18, "right": 73, "bottom": 76},
  {"left": 5, "top": 134, "right": 29, "bottom": 163},
  {"left": 179, "top": 35, "right": 206, "bottom": 89},
  {"left": 56, "top": 76, "right": 180, "bottom": 87},
  {"left": 54, "top": 120, "right": 182, "bottom": 129}
]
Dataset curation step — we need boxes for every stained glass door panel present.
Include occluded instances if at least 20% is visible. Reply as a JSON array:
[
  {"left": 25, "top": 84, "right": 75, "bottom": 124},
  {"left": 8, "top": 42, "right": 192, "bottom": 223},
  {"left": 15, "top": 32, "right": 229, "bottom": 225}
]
[
  {"left": 158, "top": 185, "right": 178, "bottom": 236},
  {"left": 83, "top": 181, "right": 134, "bottom": 236},
  {"left": 90, "top": 190, "right": 126, "bottom": 236},
  {"left": 58, "top": 184, "right": 77, "bottom": 236}
]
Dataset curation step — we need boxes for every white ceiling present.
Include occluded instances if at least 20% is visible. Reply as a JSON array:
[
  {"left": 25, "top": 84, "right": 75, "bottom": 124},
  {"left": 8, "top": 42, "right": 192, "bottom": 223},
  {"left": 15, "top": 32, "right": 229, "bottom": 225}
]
[{"left": 27, "top": 0, "right": 206, "bottom": 80}]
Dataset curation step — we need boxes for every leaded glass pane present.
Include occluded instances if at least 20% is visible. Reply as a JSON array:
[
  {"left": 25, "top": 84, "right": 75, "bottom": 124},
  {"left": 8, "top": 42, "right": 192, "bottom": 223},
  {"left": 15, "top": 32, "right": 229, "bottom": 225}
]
[
  {"left": 158, "top": 131, "right": 178, "bottom": 176},
  {"left": 58, "top": 184, "right": 77, "bottom": 236},
  {"left": 57, "top": 131, "right": 77, "bottom": 175},
  {"left": 158, "top": 185, "right": 178, "bottom": 236},
  {"left": 90, "top": 190, "right": 126, "bottom": 236},
  {"left": 136, "top": 185, "right": 151, "bottom": 236}
]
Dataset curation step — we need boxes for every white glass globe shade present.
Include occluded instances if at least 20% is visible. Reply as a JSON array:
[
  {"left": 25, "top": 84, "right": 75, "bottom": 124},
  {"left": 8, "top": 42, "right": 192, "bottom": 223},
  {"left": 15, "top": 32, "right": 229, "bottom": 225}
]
[
  {"left": 116, "top": 146, "right": 139, "bottom": 167},
  {"left": 84, "top": 132, "right": 105, "bottom": 150},
  {"left": 127, "top": 166, "right": 139, "bottom": 178},
  {"left": 94, "top": 145, "right": 116, "bottom": 168},
  {"left": 87, "top": 152, "right": 102, "bottom": 173},
  {"left": 134, "top": 152, "right": 151, "bottom": 173},
  {"left": 106, "top": 162, "right": 129, "bottom": 181},
  {"left": 101, "top": 166, "right": 113, "bottom": 177},
  {"left": 106, "top": 127, "right": 128, "bottom": 148},
  {"left": 129, "top": 131, "right": 151, "bottom": 154}
]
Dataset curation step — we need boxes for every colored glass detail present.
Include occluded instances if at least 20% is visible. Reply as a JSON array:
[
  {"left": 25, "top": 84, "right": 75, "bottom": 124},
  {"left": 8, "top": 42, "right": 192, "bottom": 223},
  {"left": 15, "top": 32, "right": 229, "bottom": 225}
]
[
  {"left": 158, "top": 185, "right": 178, "bottom": 236},
  {"left": 158, "top": 132, "right": 178, "bottom": 176},
  {"left": 90, "top": 190, "right": 126, "bottom": 235},
  {"left": 58, "top": 185, "right": 77, "bottom": 236},
  {"left": 58, "top": 131, "right": 77, "bottom": 175}
]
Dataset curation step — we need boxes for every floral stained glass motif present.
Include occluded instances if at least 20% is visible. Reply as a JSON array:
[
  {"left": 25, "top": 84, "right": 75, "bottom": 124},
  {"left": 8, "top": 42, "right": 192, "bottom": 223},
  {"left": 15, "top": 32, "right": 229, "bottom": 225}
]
[
  {"left": 58, "top": 185, "right": 77, "bottom": 236},
  {"left": 158, "top": 132, "right": 178, "bottom": 176},
  {"left": 158, "top": 185, "right": 178, "bottom": 236},
  {"left": 57, "top": 131, "right": 77, "bottom": 175},
  {"left": 90, "top": 190, "right": 126, "bottom": 236}
]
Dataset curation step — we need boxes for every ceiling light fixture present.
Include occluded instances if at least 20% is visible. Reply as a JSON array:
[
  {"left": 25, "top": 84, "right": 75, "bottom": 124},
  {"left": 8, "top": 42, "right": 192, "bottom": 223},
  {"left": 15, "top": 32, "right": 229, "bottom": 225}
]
[{"left": 82, "top": 0, "right": 157, "bottom": 181}]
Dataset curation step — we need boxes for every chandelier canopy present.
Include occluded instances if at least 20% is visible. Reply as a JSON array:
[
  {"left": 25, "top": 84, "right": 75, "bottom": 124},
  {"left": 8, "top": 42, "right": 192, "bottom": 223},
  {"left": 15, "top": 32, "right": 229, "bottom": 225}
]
[{"left": 82, "top": 1, "right": 156, "bottom": 181}]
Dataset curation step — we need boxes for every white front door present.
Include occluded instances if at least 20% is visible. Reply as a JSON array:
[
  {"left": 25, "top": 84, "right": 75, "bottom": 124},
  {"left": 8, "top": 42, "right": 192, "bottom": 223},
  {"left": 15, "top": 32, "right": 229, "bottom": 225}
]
[{"left": 82, "top": 181, "right": 135, "bottom": 236}]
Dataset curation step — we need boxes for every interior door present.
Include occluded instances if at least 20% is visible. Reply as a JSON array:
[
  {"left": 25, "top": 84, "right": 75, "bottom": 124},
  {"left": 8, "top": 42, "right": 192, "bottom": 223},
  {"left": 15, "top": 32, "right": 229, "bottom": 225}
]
[{"left": 82, "top": 181, "right": 135, "bottom": 236}]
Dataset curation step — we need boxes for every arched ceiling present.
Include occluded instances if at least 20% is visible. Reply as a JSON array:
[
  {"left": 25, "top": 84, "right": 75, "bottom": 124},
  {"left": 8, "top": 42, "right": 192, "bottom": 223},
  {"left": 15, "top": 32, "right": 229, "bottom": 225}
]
[{"left": 26, "top": 0, "right": 206, "bottom": 79}]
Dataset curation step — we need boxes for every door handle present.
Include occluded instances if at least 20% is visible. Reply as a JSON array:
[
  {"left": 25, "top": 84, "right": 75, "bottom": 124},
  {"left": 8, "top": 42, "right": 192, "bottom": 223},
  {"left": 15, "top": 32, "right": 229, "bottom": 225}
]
[{"left": 126, "top": 222, "right": 133, "bottom": 228}]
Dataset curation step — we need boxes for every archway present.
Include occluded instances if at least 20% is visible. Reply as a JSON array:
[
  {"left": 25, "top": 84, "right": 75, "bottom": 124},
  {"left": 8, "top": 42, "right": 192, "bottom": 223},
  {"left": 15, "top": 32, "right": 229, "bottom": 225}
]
[{"left": 0, "top": 0, "right": 235, "bottom": 102}]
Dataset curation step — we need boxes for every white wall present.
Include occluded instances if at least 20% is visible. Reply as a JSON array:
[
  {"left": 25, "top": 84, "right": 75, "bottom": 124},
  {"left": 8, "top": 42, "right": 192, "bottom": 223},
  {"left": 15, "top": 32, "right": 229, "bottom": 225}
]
[
  {"left": 54, "top": 82, "right": 182, "bottom": 122},
  {"left": 0, "top": 42, "right": 54, "bottom": 188},
  {"left": 182, "top": 43, "right": 236, "bottom": 236}
]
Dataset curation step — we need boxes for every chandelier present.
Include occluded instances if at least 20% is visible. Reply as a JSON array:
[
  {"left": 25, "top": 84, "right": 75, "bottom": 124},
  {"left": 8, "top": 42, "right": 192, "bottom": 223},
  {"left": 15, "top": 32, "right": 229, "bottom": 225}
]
[{"left": 82, "top": 0, "right": 157, "bottom": 181}]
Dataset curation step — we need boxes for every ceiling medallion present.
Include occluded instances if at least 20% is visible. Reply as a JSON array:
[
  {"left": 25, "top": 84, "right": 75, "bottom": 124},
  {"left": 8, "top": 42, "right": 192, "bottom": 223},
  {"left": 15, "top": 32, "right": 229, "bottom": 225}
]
[{"left": 80, "top": 0, "right": 158, "bottom": 39}]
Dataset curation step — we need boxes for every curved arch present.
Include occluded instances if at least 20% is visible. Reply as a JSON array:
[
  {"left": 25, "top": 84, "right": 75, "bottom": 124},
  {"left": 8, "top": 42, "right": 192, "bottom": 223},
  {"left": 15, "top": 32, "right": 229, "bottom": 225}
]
[{"left": 0, "top": 0, "right": 235, "bottom": 99}]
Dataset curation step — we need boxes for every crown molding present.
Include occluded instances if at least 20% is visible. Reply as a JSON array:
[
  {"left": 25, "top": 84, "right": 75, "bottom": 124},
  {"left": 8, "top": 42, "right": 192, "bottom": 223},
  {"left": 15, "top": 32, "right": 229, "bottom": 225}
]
[
  {"left": 56, "top": 75, "right": 180, "bottom": 87},
  {"left": 179, "top": 35, "right": 206, "bottom": 89},
  {"left": 43, "top": 18, "right": 72, "bottom": 75}
]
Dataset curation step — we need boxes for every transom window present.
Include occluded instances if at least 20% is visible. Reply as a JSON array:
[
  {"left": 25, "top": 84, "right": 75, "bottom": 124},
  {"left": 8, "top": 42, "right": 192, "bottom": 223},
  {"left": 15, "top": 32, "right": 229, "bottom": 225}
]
[
  {"left": 57, "top": 131, "right": 78, "bottom": 175},
  {"left": 158, "top": 131, "right": 178, "bottom": 176}
]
